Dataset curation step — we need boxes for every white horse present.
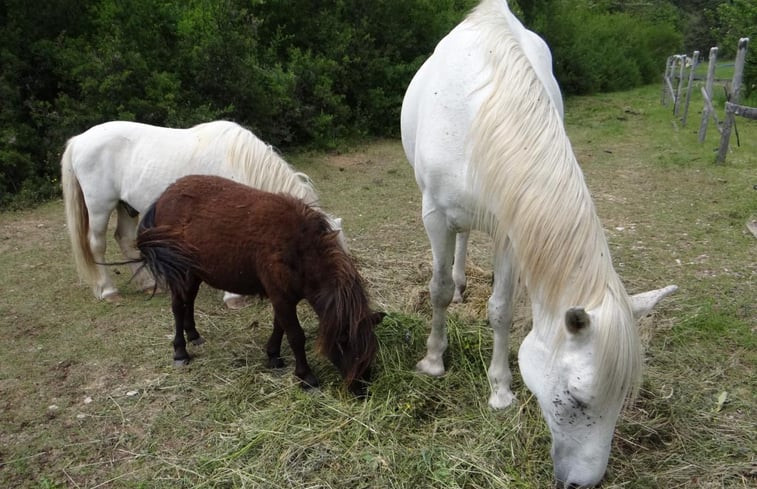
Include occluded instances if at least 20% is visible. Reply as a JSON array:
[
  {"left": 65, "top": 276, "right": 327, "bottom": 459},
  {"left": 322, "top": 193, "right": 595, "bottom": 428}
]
[
  {"left": 61, "top": 120, "right": 343, "bottom": 305},
  {"left": 401, "top": 1, "right": 676, "bottom": 486}
]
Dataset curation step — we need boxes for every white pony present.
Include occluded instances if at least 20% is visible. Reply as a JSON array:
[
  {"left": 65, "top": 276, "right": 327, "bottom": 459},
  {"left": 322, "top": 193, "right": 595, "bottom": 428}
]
[
  {"left": 61, "top": 120, "right": 343, "bottom": 305},
  {"left": 401, "top": 1, "right": 676, "bottom": 486}
]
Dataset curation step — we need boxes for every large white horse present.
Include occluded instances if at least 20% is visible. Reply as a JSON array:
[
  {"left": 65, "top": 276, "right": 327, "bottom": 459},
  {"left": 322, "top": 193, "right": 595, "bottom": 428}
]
[
  {"left": 61, "top": 120, "right": 342, "bottom": 305},
  {"left": 401, "top": 1, "right": 676, "bottom": 486}
]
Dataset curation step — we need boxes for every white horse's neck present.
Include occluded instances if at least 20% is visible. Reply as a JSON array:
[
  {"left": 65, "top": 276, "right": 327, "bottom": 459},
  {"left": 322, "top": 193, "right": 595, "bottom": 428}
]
[
  {"left": 225, "top": 126, "right": 319, "bottom": 207},
  {"left": 467, "top": 1, "right": 614, "bottom": 315}
]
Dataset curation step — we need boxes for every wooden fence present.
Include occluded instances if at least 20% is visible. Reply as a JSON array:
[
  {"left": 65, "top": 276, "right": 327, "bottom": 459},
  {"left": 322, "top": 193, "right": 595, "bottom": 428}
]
[
  {"left": 663, "top": 37, "right": 754, "bottom": 164},
  {"left": 716, "top": 38, "right": 753, "bottom": 164}
]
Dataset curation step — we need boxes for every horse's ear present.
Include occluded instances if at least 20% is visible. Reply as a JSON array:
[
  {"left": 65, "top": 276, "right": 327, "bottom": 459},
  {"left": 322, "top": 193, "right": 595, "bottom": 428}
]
[
  {"left": 565, "top": 307, "right": 591, "bottom": 335},
  {"left": 630, "top": 285, "right": 678, "bottom": 320}
]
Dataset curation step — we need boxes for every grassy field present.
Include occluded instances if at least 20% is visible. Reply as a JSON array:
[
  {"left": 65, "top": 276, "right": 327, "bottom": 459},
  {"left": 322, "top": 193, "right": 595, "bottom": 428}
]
[{"left": 0, "top": 83, "right": 754, "bottom": 488}]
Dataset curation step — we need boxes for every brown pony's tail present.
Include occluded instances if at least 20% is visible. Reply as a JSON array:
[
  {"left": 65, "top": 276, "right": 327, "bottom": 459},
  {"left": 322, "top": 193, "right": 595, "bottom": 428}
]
[
  {"left": 61, "top": 141, "right": 99, "bottom": 287},
  {"left": 136, "top": 203, "right": 200, "bottom": 297}
]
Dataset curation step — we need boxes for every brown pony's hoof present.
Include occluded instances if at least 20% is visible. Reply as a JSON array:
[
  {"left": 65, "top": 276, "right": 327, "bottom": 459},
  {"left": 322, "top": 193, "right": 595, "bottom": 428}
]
[
  {"left": 224, "top": 295, "right": 250, "bottom": 310},
  {"left": 299, "top": 374, "right": 320, "bottom": 390},
  {"left": 191, "top": 336, "right": 205, "bottom": 346},
  {"left": 173, "top": 358, "right": 190, "bottom": 367},
  {"left": 266, "top": 357, "right": 285, "bottom": 369}
]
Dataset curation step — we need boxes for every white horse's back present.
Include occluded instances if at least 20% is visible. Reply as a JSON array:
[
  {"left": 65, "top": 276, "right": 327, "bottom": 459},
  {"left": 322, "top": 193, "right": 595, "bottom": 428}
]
[
  {"left": 67, "top": 121, "right": 300, "bottom": 211},
  {"left": 401, "top": 0, "right": 563, "bottom": 236}
]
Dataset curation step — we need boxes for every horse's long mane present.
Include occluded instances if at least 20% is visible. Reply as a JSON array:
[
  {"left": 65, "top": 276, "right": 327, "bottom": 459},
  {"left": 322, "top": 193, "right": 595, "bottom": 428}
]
[
  {"left": 209, "top": 122, "right": 320, "bottom": 206},
  {"left": 305, "top": 210, "right": 377, "bottom": 386},
  {"left": 466, "top": 0, "right": 640, "bottom": 404}
]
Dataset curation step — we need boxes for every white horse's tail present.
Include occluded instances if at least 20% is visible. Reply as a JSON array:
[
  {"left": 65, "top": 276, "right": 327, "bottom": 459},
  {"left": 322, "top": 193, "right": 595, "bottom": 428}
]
[{"left": 61, "top": 141, "right": 98, "bottom": 286}]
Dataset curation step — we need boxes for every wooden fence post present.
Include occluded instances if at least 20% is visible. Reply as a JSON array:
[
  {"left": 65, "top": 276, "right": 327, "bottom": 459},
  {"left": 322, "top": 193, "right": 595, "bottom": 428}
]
[
  {"left": 681, "top": 50, "right": 700, "bottom": 126},
  {"left": 716, "top": 38, "right": 749, "bottom": 164},
  {"left": 674, "top": 55, "right": 687, "bottom": 116},
  {"left": 698, "top": 47, "right": 719, "bottom": 142},
  {"left": 662, "top": 55, "right": 674, "bottom": 105}
]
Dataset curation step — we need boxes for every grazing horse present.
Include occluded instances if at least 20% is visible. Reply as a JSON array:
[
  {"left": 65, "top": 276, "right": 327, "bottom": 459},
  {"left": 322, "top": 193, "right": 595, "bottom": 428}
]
[
  {"left": 136, "top": 175, "right": 383, "bottom": 395},
  {"left": 400, "top": 1, "right": 676, "bottom": 486},
  {"left": 60, "top": 120, "right": 343, "bottom": 305}
]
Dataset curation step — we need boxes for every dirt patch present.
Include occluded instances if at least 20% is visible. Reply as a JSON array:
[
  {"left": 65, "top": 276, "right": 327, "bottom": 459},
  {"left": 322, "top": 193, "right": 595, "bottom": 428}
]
[{"left": 322, "top": 151, "right": 375, "bottom": 169}]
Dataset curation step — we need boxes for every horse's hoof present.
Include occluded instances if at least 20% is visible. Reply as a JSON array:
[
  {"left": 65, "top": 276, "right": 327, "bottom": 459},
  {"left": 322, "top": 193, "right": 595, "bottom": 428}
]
[
  {"left": 299, "top": 374, "right": 320, "bottom": 390},
  {"left": 416, "top": 357, "right": 445, "bottom": 377},
  {"left": 103, "top": 292, "right": 123, "bottom": 304},
  {"left": 173, "top": 358, "right": 190, "bottom": 367},
  {"left": 266, "top": 357, "right": 285, "bottom": 369},
  {"left": 191, "top": 336, "right": 205, "bottom": 346},
  {"left": 488, "top": 390, "right": 516, "bottom": 410},
  {"left": 225, "top": 296, "right": 249, "bottom": 310}
]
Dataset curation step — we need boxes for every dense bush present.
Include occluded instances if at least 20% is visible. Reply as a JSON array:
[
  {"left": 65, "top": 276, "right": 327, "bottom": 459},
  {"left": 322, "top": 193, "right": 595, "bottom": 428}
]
[
  {"left": 716, "top": 0, "right": 756, "bottom": 101},
  {"left": 529, "top": 0, "right": 682, "bottom": 95},
  {"left": 2, "top": 0, "right": 740, "bottom": 208},
  {"left": 0, "top": 0, "right": 478, "bottom": 207}
]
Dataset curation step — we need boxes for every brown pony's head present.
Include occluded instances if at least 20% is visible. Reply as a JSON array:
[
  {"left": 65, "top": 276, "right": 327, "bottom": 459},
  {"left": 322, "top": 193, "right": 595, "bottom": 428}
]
[
  {"left": 326, "top": 310, "right": 385, "bottom": 396},
  {"left": 309, "top": 228, "right": 384, "bottom": 395}
]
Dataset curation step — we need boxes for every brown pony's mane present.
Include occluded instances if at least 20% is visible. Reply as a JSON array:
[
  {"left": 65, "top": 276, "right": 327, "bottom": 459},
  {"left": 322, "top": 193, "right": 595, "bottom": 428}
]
[{"left": 304, "top": 209, "right": 377, "bottom": 387}]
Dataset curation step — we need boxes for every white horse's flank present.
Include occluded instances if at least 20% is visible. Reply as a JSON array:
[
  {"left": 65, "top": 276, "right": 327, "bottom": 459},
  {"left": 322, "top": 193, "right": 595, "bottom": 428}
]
[
  {"left": 61, "top": 120, "right": 339, "bottom": 303},
  {"left": 401, "top": 1, "right": 675, "bottom": 486}
]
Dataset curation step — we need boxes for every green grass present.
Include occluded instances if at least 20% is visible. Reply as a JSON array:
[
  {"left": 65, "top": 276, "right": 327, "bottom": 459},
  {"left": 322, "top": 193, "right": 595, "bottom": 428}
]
[{"left": 1, "top": 84, "right": 755, "bottom": 488}]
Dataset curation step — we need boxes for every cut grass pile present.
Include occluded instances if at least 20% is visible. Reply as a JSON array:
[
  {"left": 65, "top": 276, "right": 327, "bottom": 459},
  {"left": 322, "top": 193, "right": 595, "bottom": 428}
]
[{"left": 0, "top": 83, "right": 754, "bottom": 488}]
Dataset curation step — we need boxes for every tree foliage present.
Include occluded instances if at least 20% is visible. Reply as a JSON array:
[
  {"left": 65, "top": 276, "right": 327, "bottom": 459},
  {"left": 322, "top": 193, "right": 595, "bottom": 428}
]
[
  {"left": 715, "top": 0, "right": 756, "bottom": 98},
  {"left": 0, "top": 0, "right": 744, "bottom": 207}
]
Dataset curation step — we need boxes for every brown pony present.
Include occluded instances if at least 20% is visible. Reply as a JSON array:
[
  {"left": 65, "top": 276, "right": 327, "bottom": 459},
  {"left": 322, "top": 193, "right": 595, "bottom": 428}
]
[{"left": 136, "top": 175, "right": 383, "bottom": 395}]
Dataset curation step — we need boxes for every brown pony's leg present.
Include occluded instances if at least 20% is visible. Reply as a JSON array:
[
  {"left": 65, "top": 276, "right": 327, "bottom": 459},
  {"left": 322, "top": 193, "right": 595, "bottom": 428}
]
[
  {"left": 273, "top": 301, "right": 318, "bottom": 389},
  {"left": 265, "top": 318, "right": 286, "bottom": 369},
  {"left": 171, "top": 278, "right": 203, "bottom": 366}
]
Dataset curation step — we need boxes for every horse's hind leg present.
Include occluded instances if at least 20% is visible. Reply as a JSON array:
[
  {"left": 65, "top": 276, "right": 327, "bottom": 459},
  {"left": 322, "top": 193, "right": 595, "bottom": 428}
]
[
  {"left": 170, "top": 278, "right": 203, "bottom": 365},
  {"left": 87, "top": 207, "right": 120, "bottom": 301},
  {"left": 487, "top": 242, "right": 518, "bottom": 409},
  {"left": 265, "top": 317, "right": 286, "bottom": 369},
  {"left": 417, "top": 206, "right": 456, "bottom": 377},
  {"left": 114, "top": 204, "right": 155, "bottom": 292},
  {"left": 273, "top": 301, "right": 318, "bottom": 388},
  {"left": 452, "top": 232, "right": 469, "bottom": 303}
]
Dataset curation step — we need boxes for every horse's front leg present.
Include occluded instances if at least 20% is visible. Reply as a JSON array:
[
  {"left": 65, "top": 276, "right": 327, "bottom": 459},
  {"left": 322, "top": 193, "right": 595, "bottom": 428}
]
[
  {"left": 487, "top": 242, "right": 518, "bottom": 409},
  {"left": 170, "top": 278, "right": 202, "bottom": 366},
  {"left": 417, "top": 206, "right": 456, "bottom": 377},
  {"left": 87, "top": 207, "right": 120, "bottom": 301},
  {"left": 223, "top": 291, "right": 249, "bottom": 310},
  {"left": 273, "top": 301, "right": 318, "bottom": 389}
]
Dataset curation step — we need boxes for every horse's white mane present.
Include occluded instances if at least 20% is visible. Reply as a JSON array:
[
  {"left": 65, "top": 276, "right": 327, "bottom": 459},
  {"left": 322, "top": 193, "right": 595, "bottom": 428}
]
[
  {"left": 467, "top": 0, "right": 641, "bottom": 404},
  {"left": 209, "top": 122, "right": 320, "bottom": 207}
]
